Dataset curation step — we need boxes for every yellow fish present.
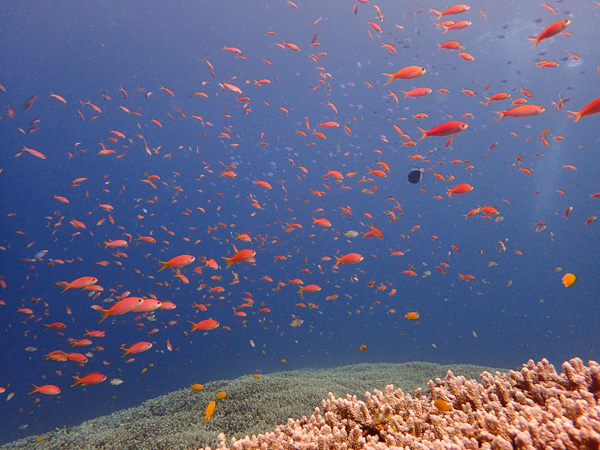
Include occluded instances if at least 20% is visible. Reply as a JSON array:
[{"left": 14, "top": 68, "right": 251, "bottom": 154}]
[
  {"left": 190, "top": 383, "right": 204, "bottom": 392},
  {"left": 561, "top": 273, "right": 576, "bottom": 287}
]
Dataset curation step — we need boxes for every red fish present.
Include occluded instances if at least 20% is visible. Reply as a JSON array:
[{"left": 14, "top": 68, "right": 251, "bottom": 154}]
[
  {"left": 188, "top": 319, "right": 220, "bottom": 332},
  {"left": 494, "top": 105, "right": 545, "bottom": 123},
  {"left": 56, "top": 276, "right": 98, "bottom": 293},
  {"left": 95, "top": 297, "right": 144, "bottom": 323},
  {"left": 569, "top": 97, "right": 600, "bottom": 122},
  {"left": 417, "top": 121, "right": 468, "bottom": 140},
  {"left": 332, "top": 253, "right": 364, "bottom": 269},
  {"left": 221, "top": 249, "right": 256, "bottom": 269},
  {"left": 28, "top": 384, "right": 61, "bottom": 395},
  {"left": 158, "top": 255, "right": 195, "bottom": 272},
  {"left": 401, "top": 87, "right": 432, "bottom": 100},
  {"left": 382, "top": 66, "right": 426, "bottom": 85},
  {"left": 121, "top": 342, "right": 153, "bottom": 358},
  {"left": 532, "top": 19, "right": 571, "bottom": 48},
  {"left": 447, "top": 183, "right": 473, "bottom": 197},
  {"left": 429, "top": 4, "right": 470, "bottom": 20},
  {"left": 298, "top": 284, "right": 321, "bottom": 294},
  {"left": 71, "top": 372, "right": 107, "bottom": 387}
]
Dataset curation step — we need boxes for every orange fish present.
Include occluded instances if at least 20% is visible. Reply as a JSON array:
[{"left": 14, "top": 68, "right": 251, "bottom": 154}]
[
  {"left": 459, "top": 274, "right": 475, "bottom": 281},
  {"left": 204, "top": 400, "right": 216, "bottom": 422},
  {"left": 188, "top": 319, "right": 220, "bottom": 332},
  {"left": 569, "top": 97, "right": 600, "bottom": 122},
  {"left": 401, "top": 87, "right": 432, "bottom": 100},
  {"left": 313, "top": 217, "right": 332, "bottom": 227},
  {"left": 254, "top": 180, "right": 272, "bottom": 190},
  {"left": 405, "top": 312, "right": 420, "bottom": 320},
  {"left": 362, "top": 224, "right": 383, "bottom": 239},
  {"left": 121, "top": 342, "right": 153, "bottom": 358},
  {"left": 429, "top": 4, "right": 470, "bottom": 20},
  {"left": 494, "top": 105, "right": 545, "bottom": 123},
  {"left": 447, "top": 183, "right": 473, "bottom": 197},
  {"left": 158, "top": 255, "right": 195, "bottom": 272},
  {"left": 531, "top": 19, "right": 570, "bottom": 48},
  {"left": 205, "top": 258, "right": 219, "bottom": 270},
  {"left": 136, "top": 235, "right": 156, "bottom": 244},
  {"left": 434, "top": 399, "right": 453, "bottom": 412},
  {"left": 221, "top": 249, "right": 256, "bottom": 269},
  {"left": 66, "top": 353, "right": 88, "bottom": 364},
  {"left": 332, "top": 253, "right": 364, "bottom": 269},
  {"left": 71, "top": 372, "right": 107, "bottom": 387},
  {"left": 104, "top": 239, "right": 128, "bottom": 249},
  {"left": 28, "top": 384, "right": 61, "bottom": 395},
  {"left": 382, "top": 66, "right": 426, "bottom": 85},
  {"left": 298, "top": 284, "right": 321, "bottom": 294},
  {"left": 56, "top": 276, "right": 98, "bottom": 293},
  {"left": 417, "top": 121, "right": 468, "bottom": 140},
  {"left": 96, "top": 297, "right": 144, "bottom": 323}
]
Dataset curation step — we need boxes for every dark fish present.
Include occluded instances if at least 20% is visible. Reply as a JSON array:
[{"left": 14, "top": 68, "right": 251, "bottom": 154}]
[{"left": 408, "top": 169, "right": 424, "bottom": 184}]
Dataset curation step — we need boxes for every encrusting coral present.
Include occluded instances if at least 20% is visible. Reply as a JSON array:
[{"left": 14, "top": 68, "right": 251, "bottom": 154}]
[{"left": 204, "top": 357, "right": 600, "bottom": 449}]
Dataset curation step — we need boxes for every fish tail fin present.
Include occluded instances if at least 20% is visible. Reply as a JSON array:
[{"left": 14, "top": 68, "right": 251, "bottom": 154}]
[
  {"left": 401, "top": 90, "right": 409, "bottom": 100},
  {"left": 567, "top": 110, "right": 581, "bottom": 122},
  {"left": 447, "top": 189, "right": 453, "bottom": 198},
  {"left": 381, "top": 73, "right": 394, "bottom": 86},
  {"left": 157, "top": 261, "right": 168, "bottom": 272},
  {"left": 429, "top": 8, "right": 442, "bottom": 20},
  {"left": 417, "top": 127, "right": 428, "bottom": 141},
  {"left": 70, "top": 378, "right": 81, "bottom": 388},
  {"left": 221, "top": 257, "right": 232, "bottom": 269},
  {"left": 27, "top": 384, "right": 39, "bottom": 395},
  {"left": 492, "top": 111, "right": 505, "bottom": 124},
  {"left": 97, "top": 309, "right": 110, "bottom": 324},
  {"left": 332, "top": 257, "right": 340, "bottom": 270},
  {"left": 187, "top": 321, "right": 197, "bottom": 332},
  {"left": 55, "top": 281, "right": 69, "bottom": 293}
]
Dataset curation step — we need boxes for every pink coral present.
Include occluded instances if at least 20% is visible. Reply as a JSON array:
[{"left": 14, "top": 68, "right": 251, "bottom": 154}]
[{"left": 202, "top": 358, "right": 600, "bottom": 449}]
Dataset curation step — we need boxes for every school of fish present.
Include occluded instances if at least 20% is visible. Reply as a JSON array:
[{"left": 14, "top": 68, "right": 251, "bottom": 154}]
[{"left": 0, "top": 0, "right": 598, "bottom": 438}]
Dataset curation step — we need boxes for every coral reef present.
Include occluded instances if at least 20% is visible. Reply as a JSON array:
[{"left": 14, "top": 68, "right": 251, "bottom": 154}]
[
  {"left": 1, "top": 362, "right": 496, "bottom": 449},
  {"left": 207, "top": 358, "right": 600, "bottom": 449}
]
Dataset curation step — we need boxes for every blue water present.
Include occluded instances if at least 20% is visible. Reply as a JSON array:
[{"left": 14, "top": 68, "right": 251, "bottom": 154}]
[{"left": 1, "top": 0, "right": 599, "bottom": 444}]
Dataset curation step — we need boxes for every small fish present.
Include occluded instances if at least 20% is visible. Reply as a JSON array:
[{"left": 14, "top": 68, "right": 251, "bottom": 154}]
[
  {"left": 204, "top": 400, "right": 216, "bottom": 422},
  {"left": 408, "top": 168, "right": 424, "bottom": 184},
  {"left": 434, "top": 399, "right": 453, "bottom": 412},
  {"left": 110, "top": 378, "right": 124, "bottom": 386},
  {"left": 561, "top": 273, "right": 576, "bottom": 288}
]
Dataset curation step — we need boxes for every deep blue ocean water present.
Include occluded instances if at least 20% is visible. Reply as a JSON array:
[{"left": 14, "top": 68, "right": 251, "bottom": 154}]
[{"left": 0, "top": 0, "right": 598, "bottom": 444}]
